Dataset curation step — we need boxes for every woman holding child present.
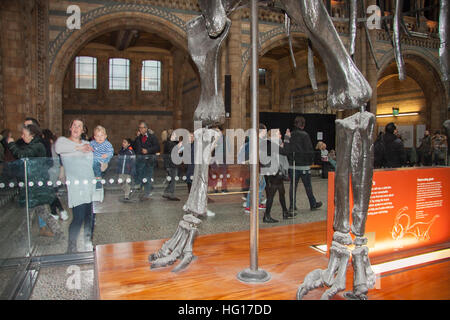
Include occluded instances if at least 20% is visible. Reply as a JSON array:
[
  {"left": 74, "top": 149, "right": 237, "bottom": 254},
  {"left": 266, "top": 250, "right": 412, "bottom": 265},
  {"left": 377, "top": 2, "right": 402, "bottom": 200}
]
[{"left": 55, "top": 119, "right": 95, "bottom": 253}]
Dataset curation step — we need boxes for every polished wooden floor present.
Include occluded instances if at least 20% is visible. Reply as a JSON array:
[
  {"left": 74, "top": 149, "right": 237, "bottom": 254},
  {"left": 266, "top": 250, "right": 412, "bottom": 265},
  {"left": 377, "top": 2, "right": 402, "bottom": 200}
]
[{"left": 95, "top": 221, "right": 450, "bottom": 300}]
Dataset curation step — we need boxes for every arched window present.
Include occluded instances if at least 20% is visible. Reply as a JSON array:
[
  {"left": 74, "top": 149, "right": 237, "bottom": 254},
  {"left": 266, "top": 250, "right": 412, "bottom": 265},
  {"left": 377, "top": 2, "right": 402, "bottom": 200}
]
[
  {"left": 259, "top": 68, "right": 267, "bottom": 86},
  {"left": 141, "top": 60, "right": 161, "bottom": 91},
  {"left": 109, "top": 58, "right": 130, "bottom": 90},
  {"left": 75, "top": 56, "right": 97, "bottom": 89}
]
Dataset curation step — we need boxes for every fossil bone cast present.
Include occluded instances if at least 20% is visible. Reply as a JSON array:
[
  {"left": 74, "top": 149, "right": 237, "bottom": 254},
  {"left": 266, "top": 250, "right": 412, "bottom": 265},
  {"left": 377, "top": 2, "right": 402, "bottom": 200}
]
[
  {"left": 148, "top": 0, "right": 229, "bottom": 271},
  {"left": 149, "top": 214, "right": 201, "bottom": 272},
  {"left": 188, "top": 16, "right": 231, "bottom": 126},
  {"left": 298, "top": 111, "right": 377, "bottom": 300},
  {"left": 148, "top": 0, "right": 448, "bottom": 300},
  {"left": 280, "top": 1, "right": 375, "bottom": 298},
  {"left": 440, "top": 0, "right": 449, "bottom": 82},
  {"left": 393, "top": 0, "right": 406, "bottom": 80},
  {"left": 278, "top": 0, "right": 372, "bottom": 110}
]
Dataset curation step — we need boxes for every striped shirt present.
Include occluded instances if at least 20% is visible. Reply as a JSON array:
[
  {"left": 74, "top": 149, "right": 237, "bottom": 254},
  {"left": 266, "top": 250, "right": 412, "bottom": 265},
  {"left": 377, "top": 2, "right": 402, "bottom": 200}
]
[{"left": 90, "top": 139, "right": 114, "bottom": 163}]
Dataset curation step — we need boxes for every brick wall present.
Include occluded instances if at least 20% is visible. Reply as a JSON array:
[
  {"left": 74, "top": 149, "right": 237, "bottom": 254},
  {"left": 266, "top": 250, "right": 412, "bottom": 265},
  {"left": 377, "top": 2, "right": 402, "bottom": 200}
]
[
  {"left": 61, "top": 46, "right": 195, "bottom": 151},
  {"left": 0, "top": 0, "right": 32, "bottom": 135}
]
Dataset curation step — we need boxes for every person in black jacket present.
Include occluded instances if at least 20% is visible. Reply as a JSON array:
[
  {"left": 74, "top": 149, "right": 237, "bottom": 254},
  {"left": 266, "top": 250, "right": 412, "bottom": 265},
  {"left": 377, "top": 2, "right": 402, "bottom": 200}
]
[
  {"left": 382, "top": 122, "right": 406, "bottom": 168},
  {"left": 15, "top": 117, "right": 54, "bottom": 234},
  {"left": 8, "top": 124, "right": 62, "bottom": 239},
  {"left": 0, "top": 129, "right": 15, "bottom": 183},
  {"left": 282, "top": 116, "right": 322, "bottom": 212},
  {"left": 262, "top": 129, "right": 293, "bottom": 223},
  {"left": 117, "top": 138, "right": 136, "bottom": 201},
  {"left": 133, "top": 121, "right": 160, "bottom": 201},
  {"left": 373, "top": 132, "right": 385, "bottom": 168}
]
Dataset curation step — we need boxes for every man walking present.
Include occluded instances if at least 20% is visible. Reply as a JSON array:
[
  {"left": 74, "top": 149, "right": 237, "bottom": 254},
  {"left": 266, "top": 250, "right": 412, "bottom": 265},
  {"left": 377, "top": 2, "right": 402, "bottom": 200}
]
[
  {"left": 282, "top": 116, "right": 322, "bottom": 213},
  {"left": 133, "top": 121, "right": 160, "bottom": 201},
  {"left": 382, "top": 122, "right": 406, "bottom": 168}
]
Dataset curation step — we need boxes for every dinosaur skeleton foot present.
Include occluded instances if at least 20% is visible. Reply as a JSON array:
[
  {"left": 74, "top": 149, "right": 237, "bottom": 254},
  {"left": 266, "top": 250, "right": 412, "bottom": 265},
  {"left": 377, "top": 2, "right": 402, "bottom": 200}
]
[
  {"left": 320, "top": 240, "right": 351, "bottom": 300},
  {"left": 149, "top": 214, "right": 201, "bottom": 272},
  {"left": 297, "top": 233, "right": 376, "bottom": 300},
  {"left": 296, "top": 269, "right": 325, "bottom": 300},
  {"left": 344, "top": 237, "right": 375, "bottom": 300},
  {"left": 297, "top": 234, "right": 351, "bottom": 300}
]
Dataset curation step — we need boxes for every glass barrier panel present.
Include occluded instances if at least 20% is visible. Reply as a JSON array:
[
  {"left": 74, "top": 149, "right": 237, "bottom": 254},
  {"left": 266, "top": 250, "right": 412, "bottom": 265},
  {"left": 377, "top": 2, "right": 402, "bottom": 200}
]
[
  {"left": 22, "top": 157, "right": 79, "bottom": 256},
  {"left": 91, "top": 154, "right": 252, "bottom": 246},
  {"left": 0, "top": 159, "right": 31, "bottom": 298}
]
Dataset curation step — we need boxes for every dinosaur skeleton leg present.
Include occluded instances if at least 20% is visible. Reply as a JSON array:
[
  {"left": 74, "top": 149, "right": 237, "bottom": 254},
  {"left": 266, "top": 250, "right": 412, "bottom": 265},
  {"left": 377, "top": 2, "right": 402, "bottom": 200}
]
[
  {"left": 320, "top": 241, "right": 351, "bottom": 300},
  {"left": 280, "top": 0, "right": 372, "bottom": 109},
  {"left": 150, "top": 215, "right": 202, "bottom": 270},
  {"left": 285, "top": 13, "right": 297, "bottom": 69},
  {"left": 149, "top": 0, "right": 229, "bottom": 272},
  {"left": 344, "top": 238, "right": 376, "bottom": 300},
  {"left": 349, "top": 0, "right": 357, "bottom": 56},
  {"left": 150, "top": 221, "right": 190, "bottom": 269},
  {"left": 187, "top": 14, "right": 230, "bottom": 126},
  {"left": 297, "top": 111, "right": 375, "bottom": 300},
  {"left": 322, "top": 232, "right": 353, "bottom": 286},
  {"left": 198, "top": 0, "right": 228, "bottom": 37},
  {"left": 172, "top": 226, "right": 199, "bottom": 273},
  {"left": 439, "top": 0, "right": 449, "bottom": 82},
  {"left": 342, "top": 113, "right": 376, "bottom": 299},
  {"left": 333, "top": 114, "right": 356, "bottom": 235},
  {"left": 307, "top": 40, "right": 318, "bottom": 91},
  {"left": 393, "top": 0, "right": 406, "bottom": 80},
  {"left": 296, "top": 269, "right": 324, "bottom": 300},
  {"left": 350, "top": 112, "right": 375, "bottom": 237},
  {"left": 148, "top": 223, "right": 184, "bottom": 262},
  {"left": 183, "top": 129, "right": 218, "bottom": 217}
]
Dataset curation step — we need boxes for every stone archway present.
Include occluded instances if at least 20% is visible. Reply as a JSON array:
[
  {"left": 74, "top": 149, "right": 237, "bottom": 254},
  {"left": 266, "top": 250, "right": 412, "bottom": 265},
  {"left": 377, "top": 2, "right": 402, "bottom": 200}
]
[
  {"left": 48, "top": 10, "right": 189, "bottom": 136},
  {"left": 240, "top": 31, "right": 309, "bottom": 127},
  {"left": 376, "top": 49, "right": 448, "bottom": 131}
]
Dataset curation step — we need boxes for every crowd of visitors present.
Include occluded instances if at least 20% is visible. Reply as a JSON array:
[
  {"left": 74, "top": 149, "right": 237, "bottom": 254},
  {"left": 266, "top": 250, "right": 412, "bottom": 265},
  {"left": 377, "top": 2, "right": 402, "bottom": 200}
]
[
  {"left": 1, "top": 115, "right": 448, "bottom": 254},
  {"left": 374, "top": 122, "right": 448, "bottom": 169}
]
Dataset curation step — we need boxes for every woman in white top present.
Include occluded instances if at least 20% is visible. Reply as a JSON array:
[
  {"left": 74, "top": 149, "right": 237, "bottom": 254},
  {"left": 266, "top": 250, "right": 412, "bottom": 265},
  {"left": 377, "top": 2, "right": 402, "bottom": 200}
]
[{"left": 55, "top": 119, "right": 95, "bottom": 253}]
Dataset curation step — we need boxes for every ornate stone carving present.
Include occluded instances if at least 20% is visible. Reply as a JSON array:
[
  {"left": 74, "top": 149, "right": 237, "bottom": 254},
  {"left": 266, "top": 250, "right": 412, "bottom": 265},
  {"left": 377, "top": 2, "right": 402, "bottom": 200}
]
[
  {"left": 49, "top": 3, "right": 191, "bottom": 68},
  {"left": 36, "top": 0, "right": 48, "bottom": 127}
]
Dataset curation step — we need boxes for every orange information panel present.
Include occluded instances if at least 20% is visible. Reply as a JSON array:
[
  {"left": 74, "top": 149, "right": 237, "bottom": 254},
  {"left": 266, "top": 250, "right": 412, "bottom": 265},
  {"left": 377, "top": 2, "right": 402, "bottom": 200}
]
[{"left": 327, "top": 167, "right": 450, "bottom": 258}]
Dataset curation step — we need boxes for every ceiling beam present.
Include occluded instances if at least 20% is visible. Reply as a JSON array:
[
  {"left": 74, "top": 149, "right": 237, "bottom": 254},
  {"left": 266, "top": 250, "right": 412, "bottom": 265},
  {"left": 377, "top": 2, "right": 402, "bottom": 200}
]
[{"left": 115, "top": 30, "right": 139, "bottom": 51}]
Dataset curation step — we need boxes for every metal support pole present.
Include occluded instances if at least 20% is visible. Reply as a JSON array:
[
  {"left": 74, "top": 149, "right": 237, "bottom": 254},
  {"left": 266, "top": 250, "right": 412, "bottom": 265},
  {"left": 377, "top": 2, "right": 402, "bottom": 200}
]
[
  {"left": 24, "top": 159, "right": 32, "bottom": 256},
  {"left": 292, "top": 156, "right": 295, "bottom": 212},
  {"left": 237, "top": 0, "right": 270, "bottom": 283}
]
